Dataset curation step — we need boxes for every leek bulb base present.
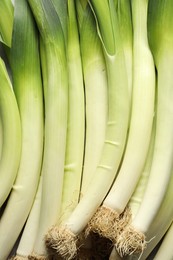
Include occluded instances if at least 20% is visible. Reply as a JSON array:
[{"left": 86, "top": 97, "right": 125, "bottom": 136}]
[
  {"left": 45, "top": 226, "right": 77, "bottom": 260},
  {"left": 115, "top": 225, "right": 146, "bottom": 257},
  {"left": 87, "top": 206, "right": 131, "bottom": 243}
]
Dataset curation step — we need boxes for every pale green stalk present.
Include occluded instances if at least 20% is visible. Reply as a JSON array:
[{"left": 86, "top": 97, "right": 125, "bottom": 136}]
[
  {"left": 28, "top": 0, "right": 68, "bottom": 257},
  {"left": 45, "top": 1, "right": 130, "bottom": 259},
  {"left": 14, "top": 177, "right": 42, "bottom": 259},
  {"left": 115, "top": 0, "right": 173, "bottom": 256},
  {"left": 79, "top": 6, "right": 108, "bottom": 197},
  {"left": 0, "top": 58, "right": 21, "bottom": 207},
  {"left": 0, "top": 0, "right": 44, "bottom": 258},
  {"left": 89, "top": 0, "right": 155, "bottom": 243},
  {"left": 128, "top": 118, "right": 156, "bottom": 219},
  {"left": 60, "top": 0, "right": 85, "bottom": 222}
]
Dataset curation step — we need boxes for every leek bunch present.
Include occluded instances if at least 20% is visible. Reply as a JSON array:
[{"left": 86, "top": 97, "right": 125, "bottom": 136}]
[{"left": 0, "top": 0, "right": 173, "bottom": 259}]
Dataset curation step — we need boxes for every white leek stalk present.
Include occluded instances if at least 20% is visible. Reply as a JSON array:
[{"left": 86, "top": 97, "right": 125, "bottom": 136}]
[
  {"left": 0, "top": 58, "right": 21, "bottom": 207},
  {"left": 45, "top": 0, "right": 130, "bottom": 259},
  {"left": 0, "top": 0, "right": 44, "bottom": 258},
  {"left": 128, "top": 119, "right": 156, "bottom": 219},
  {"left": 13, "top": 177, "right": 42, "bottom": 260},
  {"left": 79, "top": 5, "right": 108, "bottom": 197},
  {"left": 88, "top": 0, "right": 155, "bottom": 243}
]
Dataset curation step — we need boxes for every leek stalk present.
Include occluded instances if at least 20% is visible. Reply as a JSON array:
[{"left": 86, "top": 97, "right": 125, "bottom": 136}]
[
  {"left": 79, "top": 5, "right": 108, "bottom": 197},
  {"left": 128, "top": 119, "right": 156, "bottom": 219},
  {"left": 28, "top": 0, "right": 68, "bottom": 257},
  {"left": 0, "top": 0, "right": 44, "bottom": 258},
  {"left": 60, "top": 0, "right": 85, "bottom": 222},
  {"left": 0, "top": 58, "right": 21, "bottom": 207}
]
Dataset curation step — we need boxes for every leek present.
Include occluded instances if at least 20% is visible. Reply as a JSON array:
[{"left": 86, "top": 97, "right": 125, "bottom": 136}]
[
  {"left": 0, "top": 57, "right": 21, "bottom": 207},
  {"left": 60, "top": 0, "right": 85, "bottom": 222},
  {"left": 79, "top": 5, "right": 108, "bottom": 197},
  {"left": 0, "top": 0, "right": 44, "bottom": 258},
  {"left": 115, "top": 0, "right": 173, "bottom": 255},
  {"left": 28, "top": 0, "right": 68, "bottom": 257},
  {"left": 45, "top": 0, "right": 130, "bottom": 258},
  {"left": 88, "top": 0, "right": 155, "bottom": 243}
]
